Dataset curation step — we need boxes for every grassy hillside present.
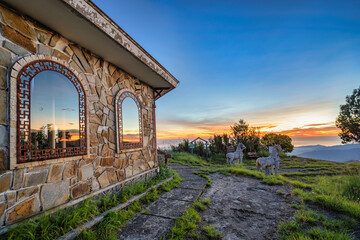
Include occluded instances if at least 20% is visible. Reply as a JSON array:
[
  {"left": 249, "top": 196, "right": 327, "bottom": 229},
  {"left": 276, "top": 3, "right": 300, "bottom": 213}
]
[{"left": 169, "top": 152, "right": 360, "bottom": 239}]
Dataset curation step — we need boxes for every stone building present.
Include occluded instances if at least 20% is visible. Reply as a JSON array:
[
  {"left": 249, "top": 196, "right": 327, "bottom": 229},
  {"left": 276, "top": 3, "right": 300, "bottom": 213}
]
[{"left": 0, "top": 0, "right": 178, "bottom": 227}]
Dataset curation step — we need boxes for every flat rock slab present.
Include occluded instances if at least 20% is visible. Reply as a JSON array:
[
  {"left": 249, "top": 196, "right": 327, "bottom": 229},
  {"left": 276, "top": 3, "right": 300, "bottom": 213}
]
[
  {"left": 161, "top": 187, "right": 202, "bottom": 202},
  {"left": 145, "top": 198, "right": 193, "bottom": 219},
  {"left": 178, "top": 179, "right": 207, "bottom": 189},
  {"left": 118, "top": 214, "right": 175, "bottom": 240},
  {"left": 199, "top": 173, "right": 296, "bottom": 240}
]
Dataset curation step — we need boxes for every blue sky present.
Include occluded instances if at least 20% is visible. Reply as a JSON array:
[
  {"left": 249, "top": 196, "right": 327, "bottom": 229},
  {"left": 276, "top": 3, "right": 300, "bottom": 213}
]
[{"left": 93, "top": 0, "right": 360, "bottom": 146}]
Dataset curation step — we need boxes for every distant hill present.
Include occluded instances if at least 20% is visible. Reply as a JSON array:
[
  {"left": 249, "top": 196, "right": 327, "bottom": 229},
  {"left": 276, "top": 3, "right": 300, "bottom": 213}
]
[{"left": 291, "top": 144, "right": 360, "bottom": 162}]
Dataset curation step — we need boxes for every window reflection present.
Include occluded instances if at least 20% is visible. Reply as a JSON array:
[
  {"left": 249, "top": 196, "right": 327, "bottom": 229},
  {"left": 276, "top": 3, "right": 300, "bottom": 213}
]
[
  {"left": 30, "top": 71, "right": 80, "bottom": 150},
  {"left": 122, "top": 97, "right": 140, "bottom": 143}
]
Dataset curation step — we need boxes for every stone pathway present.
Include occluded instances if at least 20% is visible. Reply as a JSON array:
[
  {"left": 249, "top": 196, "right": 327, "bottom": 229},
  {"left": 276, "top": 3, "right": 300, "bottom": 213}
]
[
  {"left": 199, "top": 173, "right": 296, "bottom": 240},
  {"left": 118, "top": 163, "right": 207, "bottom": 239}
]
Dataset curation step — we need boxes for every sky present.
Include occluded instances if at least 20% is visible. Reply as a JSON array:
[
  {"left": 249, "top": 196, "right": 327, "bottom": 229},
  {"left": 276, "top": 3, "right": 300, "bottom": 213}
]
[
  {"left": 93, "top": 0, "right": 360, "bottom": 146},
  {"left": 31, "top": 71, "right": 79, "bottom": 132}
]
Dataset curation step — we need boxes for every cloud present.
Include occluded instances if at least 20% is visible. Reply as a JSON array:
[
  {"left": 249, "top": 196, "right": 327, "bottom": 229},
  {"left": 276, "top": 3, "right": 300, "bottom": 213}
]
[{"left": 61, "top": 108, "right": 76, "bottom": 112}]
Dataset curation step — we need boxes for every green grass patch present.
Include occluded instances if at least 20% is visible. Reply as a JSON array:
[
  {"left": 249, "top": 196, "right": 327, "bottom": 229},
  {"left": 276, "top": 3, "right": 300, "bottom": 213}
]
[
  {"left": 4, "top": 165, "right": 175, "bottom": 240},
  {"left": 202, "top": 225, "right": 222, "bottom": 239},
  {"left": 169, "top": 207, "right": 201, "bottom": 239},
  {"left": 170, "top": 152, "right": 210, "bottom": 167}
]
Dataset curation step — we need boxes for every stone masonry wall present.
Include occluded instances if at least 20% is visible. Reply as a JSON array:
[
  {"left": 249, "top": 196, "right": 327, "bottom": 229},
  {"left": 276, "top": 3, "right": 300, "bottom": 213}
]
[{"left": 0, "top": 3, "right": 157, "bottom": 226}]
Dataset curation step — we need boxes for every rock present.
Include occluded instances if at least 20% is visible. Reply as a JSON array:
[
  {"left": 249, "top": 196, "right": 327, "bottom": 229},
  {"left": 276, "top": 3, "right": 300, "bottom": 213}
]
[
  {"left": 94, "top": 167, "right": 104, "bottom": 177},
  {"left": 34, "top": 28, "right": 51, "bottom": 44},
  {"left": 0, "top": 24, "right": 36, "bottom": 53},
  {"left": 3, "top": 40, "right": 29, "bottom": 56},
  {"left": 52, "top": 49, "right": 70, "bottom": 62},
  {"left": 17, "top": 186, "right": 39, "bottom": 202},
  {"left": 49, "top": 34, "right": 59, "bottom": 47},
  {"left": 0, "top": 5, "right": 36, "bottom": 40},
  {"left": 100, "top": 157, "right": 113, "bottom": 167},
  {"left": 91, "top": 178, "right": 99, "bottom": 191},
  {"left": 47, "top": 164, "right": 63, "bottom": 183},
  {"left": 12, "top": 169, "right": 24, "bottom": 190},
  {"left": 0, "top": 47, "right": 11, "bottom": 67},
  {"left": 6, "top": 191, "right": 16, "bottom": 207},
  {"left": 24, "top": 171, "right": 47, "bottom": 188},
  {"left": 107, "top": 168, "right": 117, "bottom": 184},
  {"left": 0, "top": 90, "right": 7, "bottom": 125},
  {"left": 117, "top": 169, "right": 125, "bottom": 181},
  {"left": 37, "top": 44, "right": 51, "bottom": 55},
  {"left": 125, "top": 166, "right": 133, "bottom": 178},
  {"left": 79, "top": 164, "right": 94, "bottom": 181},
  {"left": 0, "top": 172, "right": 12, "bottom": 193},
  {"left": 6, "top": 196, "right": 40, "bottom": 223},
  {"left": 0, "top": 148, "right": 7, "bottom": 171},
  {"left": 71, "top": 181, "right": 89, "bottom": 199},
  {"left": 109, "top": 128, "right": 115, "bottom": 144},
  {"left": 41, "top": 181, "right": 69, "bottom": 210},
  {"left": 114, "top": 158, "right": 123, "bottom": 168},
  {"left": 0, "top": 125, "right": 7, "bottom": 148},
  {"left": 89, "top": 114, "right": 102, "bottom": 125},
  {"left": 63, "top": 161, "right": 77, "bottom": 179},
  {"left": 70, "top": 45, "right": 93, "bottom": 74},
  {"left": 0, "top": 202, "right": 6, "bottom": 222},
  {"left": 70, "top": 177, "right": 78, "bottom": 186},
  {"left": 131, "top": 151, "right": 142, "bottom": 160},
  {"left": 0, "top": 67, "right": 6, "bottom": 90},
  {"left": 97, "top": 171, "right": 110, "bottom": 188},
  {"left": 101, "top": 144, "right": 109, "bottom": 156}
]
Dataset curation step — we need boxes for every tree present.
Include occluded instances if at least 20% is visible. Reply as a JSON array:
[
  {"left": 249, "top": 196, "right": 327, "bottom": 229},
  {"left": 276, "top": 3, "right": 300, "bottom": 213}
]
[
  {"left": 261, "top": 133, "right": 294, "bottom": 153},
  {"left": 336, "top": 87, "right": 360, "bottom": 143}
]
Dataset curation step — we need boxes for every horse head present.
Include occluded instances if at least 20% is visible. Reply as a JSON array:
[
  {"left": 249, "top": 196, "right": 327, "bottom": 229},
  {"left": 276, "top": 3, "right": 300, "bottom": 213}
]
[{"left": 236, "top": 143, "right": 246, "bottom": 152}]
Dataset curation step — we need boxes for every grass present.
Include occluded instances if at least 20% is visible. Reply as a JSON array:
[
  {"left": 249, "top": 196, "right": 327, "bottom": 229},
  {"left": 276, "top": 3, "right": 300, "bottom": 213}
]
[
  {"left": 170, "top": 152, "right": 210, "bottom": 167},
  {"left": 3, "top": 164, "right": 175, "bottom": 240},
  {"left": 277, "top": 208, "right": 356, "bottom": 240},
  {"left": 202, "top": 225, "right": 223, "bottom": 239},
  {"left": 78, "top": 172, "right": 183, "bottom": 240},
  {"left": 169, "top": 207, "right": 202, "bottom": 239}
]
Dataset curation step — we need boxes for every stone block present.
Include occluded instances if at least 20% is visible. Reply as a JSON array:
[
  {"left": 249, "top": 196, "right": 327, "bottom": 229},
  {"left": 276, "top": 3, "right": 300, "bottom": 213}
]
[
  {"left": 94, "top": 167, "right": 104, "bottom": 177},
  {"left": 1, "top": 24, "right": 36, "bottom": 53},
  {"left": 47, "top": 164, "right": 63, "bottom": 183},
  {"left": 125, "top": 166, "right": 133, "bottom": 178},
  {"left": 109, "top": 128, "right": 115, "bottom": 144},
  {"left": 0, "top": 125, "right": 7, "bottom": 149},
  {"left": 79, "top": 164, "right": 93, "bottom": 181},
  {"left": 107, "top": 168, "right": 117, "bottom": 184},
  {"left": 131, "top": 151, "right": 142, "bottom": 160},
  {"left": 0, "top": 172, "right": 11, "bottom": 193},
  {"left": 91, "top": 178, "right": 99, "bottom": 191},
  {"left": 0, "top": 148, "right": 7, "bottom": 171},
  {"left": 70, "top": 176, "right": 78, "bottom": 186},
  {"left": 6, "top": 196, "right": 40, "bottom": 223},
  {"left": 100, "top": 157, "right": 113, "bottom": 167},
  {"left": 0, "top": 67, "right": 6, "bottom": 90},
  {"left": 6, "top": 190, "right": 16, "bottom": 207},
  {"left": 17, "top": 186, "right": 39, "bottom": 202},
  {"left": 116, "top": 169, "right": 125, "bottom": 181},
  {"left": 34, "top": 28, "right": 51, "bottom": 44},
  {"left": 0, "top": 90, "right": 7, "bottom": 125},
  {"left": 90, "top": 133, "right": 99, "bottom": 146},
  {"left": 71, "top": 181, "right": 89, "bottom": 199},
  {"left": 63, "top": 161, "right": 77, "bottom": 179},
  {"left": 12, "top": 168, "right": 24, "bottom": 190},
  {"left": 24, "top": 171, "right": 47, "bottom": 187},
  {"left": 70, "top": 45, "right": 93, "bottom": 74},
  {"left": 0, "top": 202, "right": 5, "bottom": 223},
  {"left": 52, "top": 49, "right": 70, "bottom": 62},
  {"left": 41, "top": 181, "right": 69, "bottom": 210},
  {"left": 89, "top": 114, "right": 101, "bottom": 125},
  {"left": 97, "top": 171, "right": 110, "bottom": 188},
  {"left": 114, "top": 158, "right": 123, "bottom": 168},
  {"left": 3, "top": 40, "right": 29, "bottom": 56},
  {"left": 0, "top": 5, "right": 36, "bottom": 40},
  {"left": 101, "top": 144, "right": 109, "bottom": 156}
]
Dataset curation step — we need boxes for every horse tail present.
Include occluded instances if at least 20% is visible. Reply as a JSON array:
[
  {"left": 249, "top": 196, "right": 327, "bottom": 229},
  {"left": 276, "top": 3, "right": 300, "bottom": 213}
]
[{"left": 256, "top": 158, "right": 260, "bottom": 171}]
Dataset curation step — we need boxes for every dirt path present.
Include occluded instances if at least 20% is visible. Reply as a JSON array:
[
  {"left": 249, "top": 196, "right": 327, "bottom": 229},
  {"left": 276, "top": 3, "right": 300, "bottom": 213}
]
[{"left": 199, "top": 173, "right": 297, "bottom": 240}]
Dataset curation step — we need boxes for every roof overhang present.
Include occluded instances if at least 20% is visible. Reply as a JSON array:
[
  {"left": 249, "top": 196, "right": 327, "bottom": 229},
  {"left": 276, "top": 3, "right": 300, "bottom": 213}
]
[{"left": 1, "top": 0, "right": 178, "bottom": 99}]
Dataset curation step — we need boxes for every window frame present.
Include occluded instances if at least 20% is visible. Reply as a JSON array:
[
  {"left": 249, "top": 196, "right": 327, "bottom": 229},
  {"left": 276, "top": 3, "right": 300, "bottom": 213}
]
[
  {"left": 16, "top": 60, "right": 87, "bottom": 163},
  {"left": 116, "top": 91, "right": 143, "bottom": 150}
]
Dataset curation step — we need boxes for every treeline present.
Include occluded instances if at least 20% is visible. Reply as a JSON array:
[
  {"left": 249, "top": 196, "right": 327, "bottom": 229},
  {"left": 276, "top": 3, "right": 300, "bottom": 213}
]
[{"left": 170, "top": 119, "right": 294, "bottom": 161}]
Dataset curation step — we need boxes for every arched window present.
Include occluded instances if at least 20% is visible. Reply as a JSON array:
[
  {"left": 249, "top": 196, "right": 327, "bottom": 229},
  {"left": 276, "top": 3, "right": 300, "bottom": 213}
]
[
  {"left": 117, "top": 91, "right": 143, "bottom": 150},
  {"left": 17, "top": 60, "right": 87, "bottom": 163}
]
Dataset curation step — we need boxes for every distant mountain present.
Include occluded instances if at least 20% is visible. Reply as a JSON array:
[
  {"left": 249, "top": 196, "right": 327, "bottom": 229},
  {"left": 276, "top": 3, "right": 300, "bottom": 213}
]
[{"left": 291, "top": 144, "right": 360, "bottom": 162}]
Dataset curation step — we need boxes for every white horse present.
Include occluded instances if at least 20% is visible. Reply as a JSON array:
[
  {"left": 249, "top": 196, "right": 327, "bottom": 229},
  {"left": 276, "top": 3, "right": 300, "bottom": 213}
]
[
  {"left": 226, "top": 143, "right": 246, "bottom": 166},
  {"left": 256, "top": 145, "right": 282, "bottom": 175}
]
